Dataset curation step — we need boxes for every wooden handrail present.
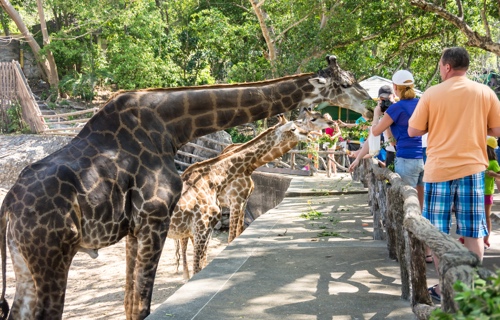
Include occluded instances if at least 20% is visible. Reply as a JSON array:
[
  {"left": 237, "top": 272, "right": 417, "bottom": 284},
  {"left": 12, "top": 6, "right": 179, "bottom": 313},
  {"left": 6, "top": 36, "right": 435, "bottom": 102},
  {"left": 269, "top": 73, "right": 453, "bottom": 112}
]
[{"left": 353, "top": 158, "right": 495, "bottom": 318}]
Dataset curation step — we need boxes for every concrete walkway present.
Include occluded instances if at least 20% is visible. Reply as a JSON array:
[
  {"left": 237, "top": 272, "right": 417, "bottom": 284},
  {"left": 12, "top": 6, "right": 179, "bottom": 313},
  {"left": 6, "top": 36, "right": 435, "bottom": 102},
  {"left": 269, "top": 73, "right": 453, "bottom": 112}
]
[{"left": 148, "top": 173, "right": 500, "bottom": 320}]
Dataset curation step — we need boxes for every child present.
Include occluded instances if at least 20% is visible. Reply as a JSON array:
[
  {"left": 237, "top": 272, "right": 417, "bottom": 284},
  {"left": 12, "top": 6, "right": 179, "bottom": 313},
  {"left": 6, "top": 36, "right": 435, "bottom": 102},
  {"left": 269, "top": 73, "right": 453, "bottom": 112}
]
[
  {"left": 324, "top": 114, "right": 341, "bottom": 175},
  {"left": 484, "top": 136, "right": 500, "bottom": 248}
]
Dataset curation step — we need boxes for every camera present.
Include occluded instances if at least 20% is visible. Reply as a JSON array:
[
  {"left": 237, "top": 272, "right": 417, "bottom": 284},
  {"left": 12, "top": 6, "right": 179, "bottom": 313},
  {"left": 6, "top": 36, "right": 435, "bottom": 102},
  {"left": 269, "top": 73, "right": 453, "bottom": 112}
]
[{"left": 380, "top": 99, "right": 393, "bottom": 112}]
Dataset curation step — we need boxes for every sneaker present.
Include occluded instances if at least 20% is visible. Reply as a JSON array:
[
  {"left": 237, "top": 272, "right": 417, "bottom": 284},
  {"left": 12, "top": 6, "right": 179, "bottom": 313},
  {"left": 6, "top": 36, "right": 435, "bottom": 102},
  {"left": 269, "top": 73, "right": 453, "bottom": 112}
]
[
  {"left": 428, "top": 284, "right": 441, "bottom": 302},
  {"left": 485, "top": 240, "right": 491, "bottom": 250}
]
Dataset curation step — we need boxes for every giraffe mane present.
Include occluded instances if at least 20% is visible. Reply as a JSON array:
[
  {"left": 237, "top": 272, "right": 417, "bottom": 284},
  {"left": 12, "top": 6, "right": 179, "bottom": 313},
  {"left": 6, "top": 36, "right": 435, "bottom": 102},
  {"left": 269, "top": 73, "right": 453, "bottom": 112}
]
[{"left": 104, "top": 73, "right": 315, "bottom": 103}]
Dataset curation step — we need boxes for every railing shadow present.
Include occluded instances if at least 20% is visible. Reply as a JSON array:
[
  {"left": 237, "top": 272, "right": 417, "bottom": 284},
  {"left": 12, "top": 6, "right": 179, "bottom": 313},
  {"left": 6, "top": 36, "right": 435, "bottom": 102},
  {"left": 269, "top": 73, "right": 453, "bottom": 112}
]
[{"left": 353, "top": 158, "right": 496, "bottom": 319}]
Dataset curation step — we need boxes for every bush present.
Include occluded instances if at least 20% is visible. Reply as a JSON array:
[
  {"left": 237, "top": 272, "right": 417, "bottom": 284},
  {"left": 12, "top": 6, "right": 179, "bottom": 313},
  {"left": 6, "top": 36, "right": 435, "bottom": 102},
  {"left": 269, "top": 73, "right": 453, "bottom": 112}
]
[
  {"left": 0, "top": 103, "right": 30, "bottom": 134},
  {"left": 225, "top": 127, "right": 253, "bottom": 143},
  {"left": 430, "top": 269, "right": 500, "bottom": 319}
]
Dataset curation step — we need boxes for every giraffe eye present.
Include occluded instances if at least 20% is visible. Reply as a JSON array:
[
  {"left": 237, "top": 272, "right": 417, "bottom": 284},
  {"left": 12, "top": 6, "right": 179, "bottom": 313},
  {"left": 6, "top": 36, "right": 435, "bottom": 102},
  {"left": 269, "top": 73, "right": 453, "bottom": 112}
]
[
  {"left": 341, "top": 83, "right": 350, "bottom": 88},
  {"left": 311, "top": 118, "right": 317, "bottom": 122}
]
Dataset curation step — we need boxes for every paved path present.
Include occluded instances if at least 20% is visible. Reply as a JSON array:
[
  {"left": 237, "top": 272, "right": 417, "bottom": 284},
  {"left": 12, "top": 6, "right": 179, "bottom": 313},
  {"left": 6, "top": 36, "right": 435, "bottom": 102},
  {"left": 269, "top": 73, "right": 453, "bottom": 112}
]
[{"left": 148, "top": 173, "right": 500, "bottom": 320}]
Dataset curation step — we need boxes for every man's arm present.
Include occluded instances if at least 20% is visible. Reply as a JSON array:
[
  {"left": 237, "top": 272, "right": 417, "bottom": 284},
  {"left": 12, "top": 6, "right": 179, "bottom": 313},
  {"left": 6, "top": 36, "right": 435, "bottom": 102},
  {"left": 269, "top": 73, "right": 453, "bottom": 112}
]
[
  {"left": 487, "top": 127, "right": 500, "bottom": 137},
  {"left": 408, "top": 126, "right": 427, "bottom": 137}
]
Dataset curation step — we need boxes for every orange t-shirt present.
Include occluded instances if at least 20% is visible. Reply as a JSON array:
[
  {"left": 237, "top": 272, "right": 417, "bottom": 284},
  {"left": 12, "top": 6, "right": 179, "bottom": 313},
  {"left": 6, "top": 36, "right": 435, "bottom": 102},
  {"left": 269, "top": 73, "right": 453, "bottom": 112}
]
[{"left": 409, "top": 76, "right": 500, "bottom": 183}]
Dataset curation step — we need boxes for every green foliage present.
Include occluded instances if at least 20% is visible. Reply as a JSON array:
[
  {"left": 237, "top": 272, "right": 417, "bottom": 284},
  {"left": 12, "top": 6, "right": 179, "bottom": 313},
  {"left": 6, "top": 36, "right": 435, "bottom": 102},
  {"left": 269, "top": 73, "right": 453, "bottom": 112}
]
[
  {"left": 471, "top": 71, "right": 500, "bottom": 100},
  {"left": 4, "top": 0, "right": 500, "bottom": 99},
  {"left": 430, "top": 269, "right": 500, "bottom": 319},
  {"left": 317, "top": 134, "right": 338, "bottom": 149},
  {"left": 300, "top": 210, "right": 323, "bottom": 220},
  {"left": 300, "top": 201, "right": 323, "bottom": 220},
  {"left": 59, "top": 71, "right": 111, "bottom": 101},
  {"left": 225, "top": 127, "right": 253, "bottom": 144},
  {"left": 1, "top": 103, "right": 30, "bottom": 134},
  {"left": 340, "top": 122, "right": 371, "bottom": 141},
  {"left": 387, "top": 163, "right": 395, "bottom": 172},
  {"left": 317, "top": 231, "right": 342, "bottom": 237}
]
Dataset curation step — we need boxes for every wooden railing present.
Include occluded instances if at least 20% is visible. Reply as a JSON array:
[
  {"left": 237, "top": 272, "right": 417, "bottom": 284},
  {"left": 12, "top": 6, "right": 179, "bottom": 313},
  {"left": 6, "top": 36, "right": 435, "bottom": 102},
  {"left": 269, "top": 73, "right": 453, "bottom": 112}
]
[
  {"left": 0, "top": 60, "right": 47, "bottom": 133},
  {"left": 42, "top": 108, "right": 99, "bottom": 135},
  {"left": 354, "top": 158, "right": 495, "bottom": 319}
]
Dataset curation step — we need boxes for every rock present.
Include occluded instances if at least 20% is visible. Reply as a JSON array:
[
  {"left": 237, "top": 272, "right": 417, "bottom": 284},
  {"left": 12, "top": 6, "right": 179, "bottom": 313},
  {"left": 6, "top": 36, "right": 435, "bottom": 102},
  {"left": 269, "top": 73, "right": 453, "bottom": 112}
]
[{"left": 0, "top": 134, "right": 72, "bottom": 188}]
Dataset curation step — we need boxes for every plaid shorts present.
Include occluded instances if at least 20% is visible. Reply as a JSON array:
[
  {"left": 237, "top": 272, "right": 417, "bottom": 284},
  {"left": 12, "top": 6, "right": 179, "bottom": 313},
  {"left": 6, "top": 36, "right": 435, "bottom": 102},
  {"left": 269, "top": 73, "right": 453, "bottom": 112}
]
[{"left": 423, "top": 172, "right": 488, "bottom": 238}]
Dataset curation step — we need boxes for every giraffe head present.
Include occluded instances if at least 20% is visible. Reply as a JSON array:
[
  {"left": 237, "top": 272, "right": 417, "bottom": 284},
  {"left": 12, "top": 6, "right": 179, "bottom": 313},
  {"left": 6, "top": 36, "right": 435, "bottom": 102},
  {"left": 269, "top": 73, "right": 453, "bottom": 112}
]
[
  {"left": 298, "top": 108, "right": 335, "bottom": 130},
  {"left": 271, "top": 118, "right": 311, "bottom": 144},
  {"left": 303, "top": 55, "right": 371, "bottom": 116},
  {"left": 294, "top": 108, "right": 342, "bottom": 139}
]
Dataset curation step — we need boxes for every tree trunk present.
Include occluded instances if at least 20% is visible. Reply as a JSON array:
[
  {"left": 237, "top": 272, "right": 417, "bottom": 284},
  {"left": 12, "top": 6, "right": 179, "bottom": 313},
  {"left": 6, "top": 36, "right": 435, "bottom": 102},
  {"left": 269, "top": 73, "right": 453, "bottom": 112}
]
[
  {"left": 1, "top": 0, "right": 59, "bottom": 90},
  {"left": 249, "top": 0, "right": 276, "bottom": 76}
]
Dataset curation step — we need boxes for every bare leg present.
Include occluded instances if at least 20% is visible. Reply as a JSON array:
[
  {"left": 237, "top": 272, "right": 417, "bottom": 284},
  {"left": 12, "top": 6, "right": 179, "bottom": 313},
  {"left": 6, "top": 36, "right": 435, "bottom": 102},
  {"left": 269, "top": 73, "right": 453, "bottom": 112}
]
[
  {"left": 485, "top": 204, "right": 492, "bottom": 246},
  {"left": 464, "top": 236, "right": 485, "bottom": 262}
]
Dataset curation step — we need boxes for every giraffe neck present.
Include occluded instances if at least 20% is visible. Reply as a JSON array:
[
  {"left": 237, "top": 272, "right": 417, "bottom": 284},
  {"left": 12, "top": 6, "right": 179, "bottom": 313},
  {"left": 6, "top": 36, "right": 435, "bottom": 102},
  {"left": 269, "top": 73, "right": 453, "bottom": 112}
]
[
  {"left": 250, "top": 140, "right": 299, "bottom": 170},
  {"left": 184, "top": 125, "right": 291, "bottom": 188},
  {"left": 82, "top": 74, "right": 315, "bottom": 151}
]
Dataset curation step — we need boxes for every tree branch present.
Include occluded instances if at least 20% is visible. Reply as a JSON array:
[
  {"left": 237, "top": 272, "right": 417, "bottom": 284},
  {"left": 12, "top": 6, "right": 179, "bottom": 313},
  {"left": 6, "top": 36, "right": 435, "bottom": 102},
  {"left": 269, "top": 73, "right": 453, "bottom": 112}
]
[
  {"left": 249, "top": 0, "right": 276, "bottom": 75},
  {"left": 409, "top": 0, "right": 500, "bottom": 56},
  {"left": 480, "top": 0, "right": 491, "bottom": 39},
  {"left": 274, "top": 13, "right": 311, "bottom": 43},
  {"left": 455, "top": 0, "right": 463, "bottom": 20},
  {"left": 375, "top": 31, "right": 442, "bottom": 70},
  {"left": 424, "top": 61, "right": 440, "bottom": 90}
]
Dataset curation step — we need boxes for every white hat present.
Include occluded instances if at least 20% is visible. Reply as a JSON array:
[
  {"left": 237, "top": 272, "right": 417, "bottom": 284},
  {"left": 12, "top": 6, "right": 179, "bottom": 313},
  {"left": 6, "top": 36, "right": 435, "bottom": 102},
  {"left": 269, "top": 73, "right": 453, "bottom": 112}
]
[{"left": 392, "top": 70, "right": 414, "bottom": 86}]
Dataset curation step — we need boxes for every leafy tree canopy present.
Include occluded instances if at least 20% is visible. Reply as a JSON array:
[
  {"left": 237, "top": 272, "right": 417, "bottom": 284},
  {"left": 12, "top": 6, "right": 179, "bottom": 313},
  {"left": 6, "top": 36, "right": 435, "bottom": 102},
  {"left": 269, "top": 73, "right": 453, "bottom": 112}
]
[{"left": 0, "top": 0, "right": 498, "bottom": 98}]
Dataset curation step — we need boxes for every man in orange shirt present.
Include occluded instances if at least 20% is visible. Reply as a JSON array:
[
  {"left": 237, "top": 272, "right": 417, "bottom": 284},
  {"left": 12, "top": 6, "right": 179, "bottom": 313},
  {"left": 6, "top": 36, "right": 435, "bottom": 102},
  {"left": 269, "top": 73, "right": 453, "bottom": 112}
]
[{"left": 408, "top": 47, "right": 500, "bottom": 302}]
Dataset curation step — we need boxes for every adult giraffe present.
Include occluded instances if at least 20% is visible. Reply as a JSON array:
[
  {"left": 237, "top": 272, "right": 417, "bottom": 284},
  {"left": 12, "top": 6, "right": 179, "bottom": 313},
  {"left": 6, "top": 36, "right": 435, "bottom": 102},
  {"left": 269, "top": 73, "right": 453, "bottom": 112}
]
[{"left": 0, "top": 55, "right": 370, "bottom": 320}]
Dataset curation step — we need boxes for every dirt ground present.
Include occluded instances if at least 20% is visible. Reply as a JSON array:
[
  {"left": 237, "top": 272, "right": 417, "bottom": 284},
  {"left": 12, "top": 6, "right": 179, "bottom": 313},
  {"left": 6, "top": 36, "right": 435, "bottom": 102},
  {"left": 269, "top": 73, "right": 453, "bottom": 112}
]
[{"left": 0, "top": 188, "right": 229, "bottom": 319}]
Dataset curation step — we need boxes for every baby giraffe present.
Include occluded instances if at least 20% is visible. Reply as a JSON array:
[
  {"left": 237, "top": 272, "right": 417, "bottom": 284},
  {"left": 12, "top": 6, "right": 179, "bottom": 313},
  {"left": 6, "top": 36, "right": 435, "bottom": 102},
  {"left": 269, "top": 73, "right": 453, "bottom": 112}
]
[
  {"left": 174, "top": 111, "right": 339, "bottom": 279},
  {"left": 167, "top": 117, "right": 310, "bottom": 279}
]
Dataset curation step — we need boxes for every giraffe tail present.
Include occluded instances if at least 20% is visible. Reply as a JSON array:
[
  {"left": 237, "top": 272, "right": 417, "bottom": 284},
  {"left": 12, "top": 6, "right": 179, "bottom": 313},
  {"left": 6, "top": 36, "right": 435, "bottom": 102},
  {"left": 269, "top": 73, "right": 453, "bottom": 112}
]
[{"left": 0, "top": 204, "right": 9, "bottom": 319}]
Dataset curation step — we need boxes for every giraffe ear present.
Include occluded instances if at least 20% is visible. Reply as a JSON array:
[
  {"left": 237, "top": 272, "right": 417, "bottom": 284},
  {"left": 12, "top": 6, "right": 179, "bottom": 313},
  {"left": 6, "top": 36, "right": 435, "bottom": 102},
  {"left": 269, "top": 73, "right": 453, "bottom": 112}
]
[{"left": 308, "top": 77, "right": 327, "bottom": 87}]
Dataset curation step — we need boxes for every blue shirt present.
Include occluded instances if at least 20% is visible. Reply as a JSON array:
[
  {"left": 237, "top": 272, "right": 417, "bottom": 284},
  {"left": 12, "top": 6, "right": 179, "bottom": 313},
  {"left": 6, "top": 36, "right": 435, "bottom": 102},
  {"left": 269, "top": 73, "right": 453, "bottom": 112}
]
[
  {"left": 356, "top": 116, "right": 367, "bottom": 144},
  {"left": 386, "top": 98, "right": 422, "bottom": 159}
]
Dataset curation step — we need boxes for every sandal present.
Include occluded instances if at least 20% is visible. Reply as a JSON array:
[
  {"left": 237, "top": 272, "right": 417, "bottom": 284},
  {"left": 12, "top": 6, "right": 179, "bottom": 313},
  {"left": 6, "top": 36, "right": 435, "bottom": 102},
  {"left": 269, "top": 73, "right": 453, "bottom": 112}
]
[
  {"left": 425, "top": 255, "right": 433, "bottom": 264},
  {"left": 428, "top": 284, "right": 441, "bottom": 302}
]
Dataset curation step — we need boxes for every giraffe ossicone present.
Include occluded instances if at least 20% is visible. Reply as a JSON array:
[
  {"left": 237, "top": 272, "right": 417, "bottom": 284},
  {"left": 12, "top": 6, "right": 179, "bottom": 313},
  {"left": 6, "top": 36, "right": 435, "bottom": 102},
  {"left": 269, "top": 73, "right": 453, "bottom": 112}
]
[{"left": 0, "top": 56, "right": 370, "bottom": 320}]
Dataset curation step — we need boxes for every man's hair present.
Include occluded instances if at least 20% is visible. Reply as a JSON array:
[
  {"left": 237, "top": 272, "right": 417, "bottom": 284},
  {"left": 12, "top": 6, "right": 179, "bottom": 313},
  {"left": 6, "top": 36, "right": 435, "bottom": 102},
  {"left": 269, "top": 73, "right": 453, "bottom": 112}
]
[{"left": 441, "top": 47, "right": 470, "bottom": 70}]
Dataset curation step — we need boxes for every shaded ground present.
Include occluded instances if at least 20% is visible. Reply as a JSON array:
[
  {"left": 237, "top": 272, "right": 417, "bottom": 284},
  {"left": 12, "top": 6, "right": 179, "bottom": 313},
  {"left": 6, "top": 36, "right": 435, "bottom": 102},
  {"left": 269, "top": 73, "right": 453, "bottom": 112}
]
[{"left": 0, "top": 188, "right": 229, "bottom": 319}]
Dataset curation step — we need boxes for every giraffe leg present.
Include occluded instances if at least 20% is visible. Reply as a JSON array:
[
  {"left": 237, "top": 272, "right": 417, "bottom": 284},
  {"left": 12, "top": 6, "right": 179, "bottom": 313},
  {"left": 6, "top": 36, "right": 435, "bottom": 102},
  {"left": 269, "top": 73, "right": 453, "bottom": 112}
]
[
  {"left": 237, "top": 184, "right": 254, "bottom": 239},
  {"left": 8, "top": 211, "right": 78, "bottom": 320},
  {"left": 193, "top": 207, "right": 219, "bottom": 274},
  {"left": 193, "top": 231, "right": 212, "bottom": 274},
  {"left": 180, "top": 237, "right": 190, "bottom": 280},
  {"left": 7, "top": 238, "right": 36, "bottom": 320},
  {"left": 235, "top": 201, "right": 249, "bottom": 238},
  {"left": 125, "top": 224, "right": 169, "bottom": 319},
  {"left": 124, "top": 235, "right": 138, "bottom": 319},
  {"left": 31, "top": 254, "right": 74, "bottom": 320},
  {"left": 227, "top": 206, "right": 240, "bottom": 243},
  {"left": 228, "top": 185, "right": 253, "bottom": 243}
]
